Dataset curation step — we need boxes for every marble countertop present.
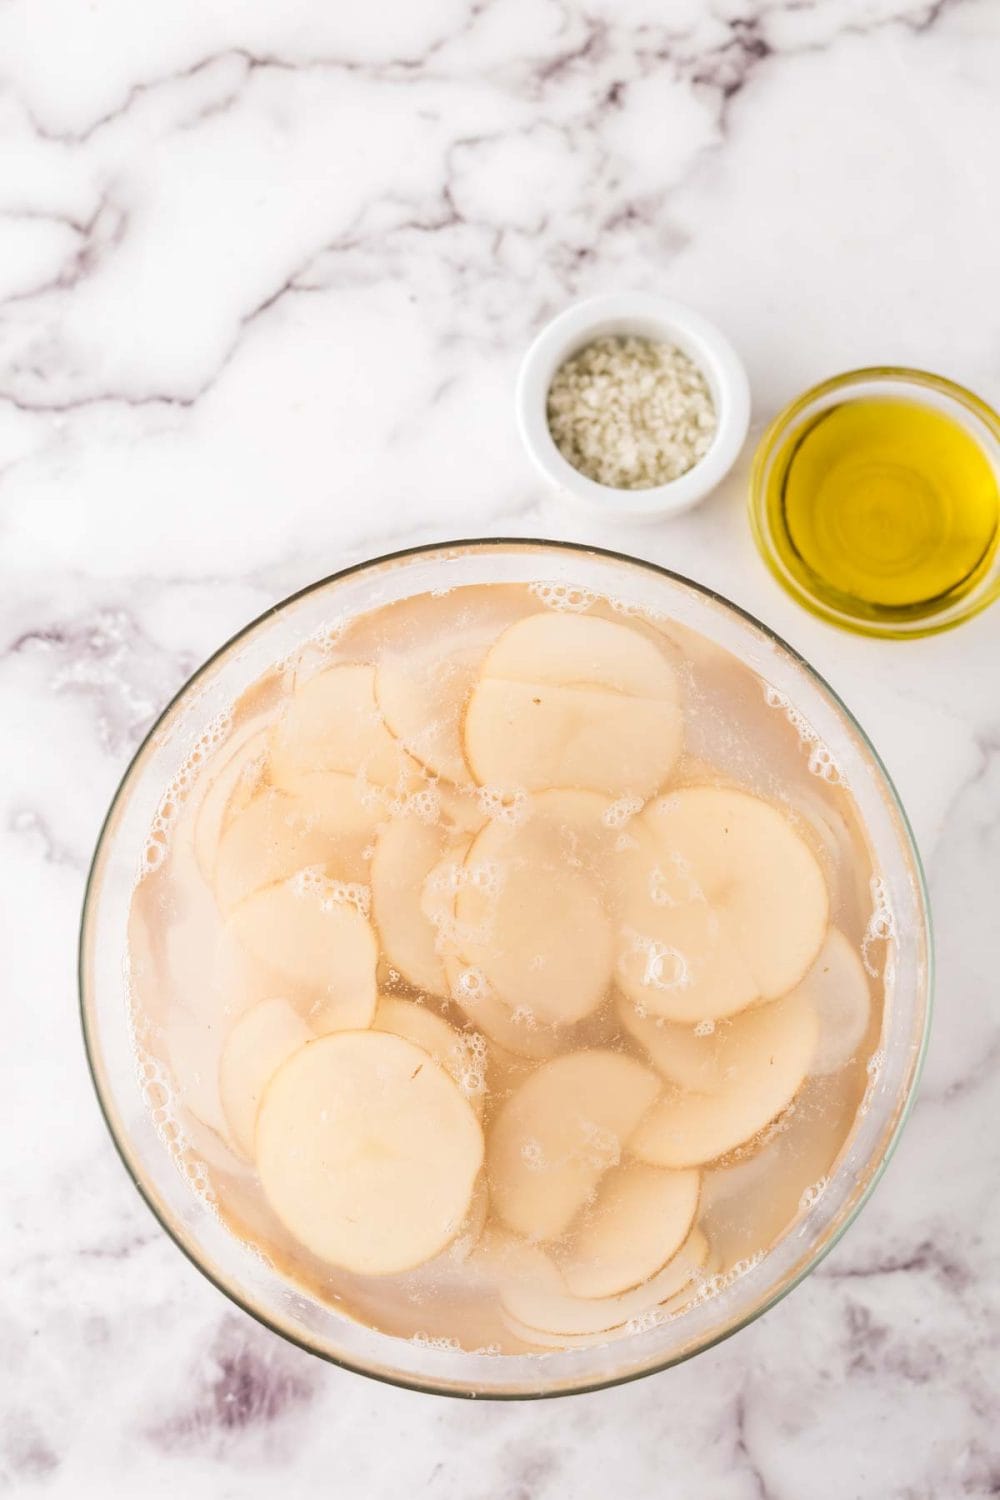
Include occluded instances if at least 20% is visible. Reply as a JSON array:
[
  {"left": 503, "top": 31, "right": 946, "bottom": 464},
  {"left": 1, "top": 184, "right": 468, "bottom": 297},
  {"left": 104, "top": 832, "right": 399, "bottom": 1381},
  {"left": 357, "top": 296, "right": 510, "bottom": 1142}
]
[{"left": 3, "top": 0, "right": 1000, "bottom": 1494}]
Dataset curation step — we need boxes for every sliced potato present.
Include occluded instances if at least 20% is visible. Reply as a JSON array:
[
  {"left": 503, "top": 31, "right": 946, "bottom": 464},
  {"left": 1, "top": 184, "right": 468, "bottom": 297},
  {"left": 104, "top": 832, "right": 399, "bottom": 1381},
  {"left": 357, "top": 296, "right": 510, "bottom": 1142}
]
[
  {"left": 465, "top": 679, "right": 681, "bottom": 801},
  {"left": 371, "top": 819, "right": 452, "bottom": 994},
  {"left": 372, "top": 585, "right": 529, "bottom": 783},
  {"left": 630, "top": 990, "right": 819, "bottom": 1168},
  {"left": 193, "top": 724, "right": 269, "bottom": 883},
  {"left": 210, "top": 917, "right": 308, "bottom": 1027},
  {"left": 229, "top": 877, "right": 377, "bottom": 1028},
  {"left": 424, "top": 845, "right": 562, "bottom": 1057},
  {"left": 556, "top": 1163, "right": 700, "bottom": 1299},
  {"left": 256, "top": 1030, "right": 484, "bottom": 1274},
  {"left": 792, "top": 927, "right": 872, "bottom": 1076},
  {"left": 288, "top": 769, "right": 385, "bottom": 845},
  {"left": 444, "top": 956, "right": 563, "bottom": 1059},
  {"left": 270, "top": 663, "right": 415, "bottom": 790},
  {"left": 483, "top": 611, "right": 677, "bottom": 696},
  {"left": 373, "top": 995, "right": 485, "bottom": 1116},
  {"left": 464, "top": 613, "right": 682, "bottom": 798},
  {"left": 219, "top": 997, "right": 312, "bottom": 1158},
  {"left": 617, "top": 787, "right": 829, "bottom": 1023},
  {"left": 617, "top": 993, "right": 728, "bottom": 1092},
  {"left": 501, "top": 1312, "right": 629, "bottom": 1351},
  {"left": 527, "top": 787, "right": 639, "bottom": 895},
  {"left": 453, "top": 817, "right": 614, "bottom": 1027},
  {"left": 501, "top": 1228, "right": 709, "bottom": 1338},
  {"left": 214, "top": 785, "right": 374, "bottom": 912},
  {"left": 437, "top": 781, "right": 489, "bottom": 836},
  {"left": 487, "top": 1050, "right": 660, "bottom": 1239},
  {"left": 165, "top": 1006, "right": 230, "bottom": 1140}
]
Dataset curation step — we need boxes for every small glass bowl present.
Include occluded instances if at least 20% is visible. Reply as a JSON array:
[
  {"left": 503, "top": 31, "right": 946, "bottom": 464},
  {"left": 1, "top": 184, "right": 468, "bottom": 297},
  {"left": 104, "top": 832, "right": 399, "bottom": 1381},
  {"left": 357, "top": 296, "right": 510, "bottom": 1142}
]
[
  {"left": 79, "top": 540, "right": 931, "bottom": 1400},
  {"left": 749, "top": 367, "right": 1000, "bottom": 639}
]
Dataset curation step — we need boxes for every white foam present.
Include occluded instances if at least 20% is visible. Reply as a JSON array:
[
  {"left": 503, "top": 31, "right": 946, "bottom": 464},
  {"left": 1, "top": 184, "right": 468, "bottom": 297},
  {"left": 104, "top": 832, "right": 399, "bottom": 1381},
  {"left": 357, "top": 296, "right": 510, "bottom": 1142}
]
[
  {"left": 528, "top": 582, "right": 595, "bottom": 613},
  {"left": 410, "top": 1333, "right": 460, "bottom": 1352},
  {"left": 799, "top": 1177, "right": 829, "bottom": 1211},
  {"left": 693, "top": 1251, "right": 765, "bottom": 1305},
  {"left": 308, "top": 619, "right": 346, "bottom": 653},
  {"left": 476, "top": 784, "right": 529, "bottom": 826},
  {"left": 862, "top": 876, "right": 895, "bottom": 977},
  {"left": 139, "top": 709, "right": 238, "bottom": 875},
  {"left": 602, "top": 794, "right": 643, "bottom": 830},
  {"left": 291, "top": 867, "right": 372, "bottom": 917},
  {"left": 453, "top": 1031, "right": 487, "bottom": 1101},
  {"left": 763, "top": 685, "right": 845, "bottom": 785}
]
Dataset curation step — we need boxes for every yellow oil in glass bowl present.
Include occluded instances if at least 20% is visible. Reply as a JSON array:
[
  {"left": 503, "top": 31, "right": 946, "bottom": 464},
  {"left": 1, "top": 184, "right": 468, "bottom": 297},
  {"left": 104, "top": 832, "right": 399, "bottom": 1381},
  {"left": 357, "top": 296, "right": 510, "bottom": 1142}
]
[{"left": 750, "top": 369, "right": 1000, "bottom": 638}]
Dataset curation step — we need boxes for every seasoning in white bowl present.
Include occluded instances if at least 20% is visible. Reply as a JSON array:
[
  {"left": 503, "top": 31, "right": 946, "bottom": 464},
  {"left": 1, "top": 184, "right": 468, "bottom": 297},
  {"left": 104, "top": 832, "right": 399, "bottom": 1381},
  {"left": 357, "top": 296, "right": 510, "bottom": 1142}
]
[{"left": 546, "top": 334, "right": 717, "bottom": 491}]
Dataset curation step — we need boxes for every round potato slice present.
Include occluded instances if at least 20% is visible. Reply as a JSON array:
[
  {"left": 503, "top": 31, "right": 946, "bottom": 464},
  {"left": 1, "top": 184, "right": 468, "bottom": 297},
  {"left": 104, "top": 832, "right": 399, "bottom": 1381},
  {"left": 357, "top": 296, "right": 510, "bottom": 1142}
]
[
  {"left": 501, "top": 1228, "right": 709, "bottom": 1338},
  {"left": 483, "top": 611, "right": 678, "bottom": 696},
  {"left": 228, "top": 877, "right": 377, "bottom": 1029},
  {"left": 465, "top": 680, "right": 682, "bottom": 801},
  {"left": 165, "top": 1006, "right": 230, "bottom": 1141},
  {"left": 270, "top": 663, "right": 416, "bottom": 790},
  {"left": 630, "top": 990, "right": 819, "bottom": 1168},
  {"left": 617, "top": 993, "right": 729, "bottom": 1092},
  {"left": 371, "top": 819, "right": 453, "bottom": 994},
  {"left": 373, "top": 995, "right": 486, "bottom": 1116},
  {"left": 464, "top": 613, "right": 682, "bottom": 798},
  {"left": 444, "top": 956, "right": 563, "bottom": 1060},
  {"left": 214, "top": 784, "right": 376, "bottom": 912},
  {"left": 209, "top": 922, "right": 291, "bottom": 1027},
  {"left": 193, "top": 724, "right": 269, "bottom": 883},
  {"left": 374, "top": 589, "right": 529, "bottom": 783},
  {"left": 527, "top": 787, "right": 642, "bottom": 893},
  {"left": 487, "top": 1050, "right": 661, "bottom": 1240},
  {"left": 256, "top": 1031, "right": 484, "bottom": 1275},
  {"left": 792, "top": 927, "right": 872, "bottom": 1076},
  {"left": 360, "top": 585, "right": 528, "bottom": 777},
  {"left": 556, "top": 1163, "right": 700, "bottom": 1299},
  {"left": 617, "top": 787, "right": 829, "bottom": 1023},
  {"left": 219, "top": 997, "right": 312, "bottom": 1158},
  {"left": 453, "top": 817, "right": 615, "bottom": 1027},
  {"left": 502, "top": 1312, "right": 631, "bottom": 1351}
]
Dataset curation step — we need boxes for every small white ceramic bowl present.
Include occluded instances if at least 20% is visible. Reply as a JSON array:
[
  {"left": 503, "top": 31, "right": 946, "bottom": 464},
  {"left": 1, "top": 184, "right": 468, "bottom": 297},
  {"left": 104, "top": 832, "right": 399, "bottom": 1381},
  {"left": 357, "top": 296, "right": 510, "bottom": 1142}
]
[{"left": 516, "top": 293, "right": 751, "bottom": 521}]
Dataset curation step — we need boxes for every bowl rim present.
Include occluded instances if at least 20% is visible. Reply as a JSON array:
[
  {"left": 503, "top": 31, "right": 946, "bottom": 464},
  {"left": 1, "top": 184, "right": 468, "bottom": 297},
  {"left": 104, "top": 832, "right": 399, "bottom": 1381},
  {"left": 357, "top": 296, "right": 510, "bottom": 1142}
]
[
  {"left": 79, "top": 536, "right": 932, "bottom": 1400},
  {"left": 515, "top": 293, "right": 751, "bottom": 519},
  {"left": 748, "top": 363, "right": 1000, "bottom": 638}
]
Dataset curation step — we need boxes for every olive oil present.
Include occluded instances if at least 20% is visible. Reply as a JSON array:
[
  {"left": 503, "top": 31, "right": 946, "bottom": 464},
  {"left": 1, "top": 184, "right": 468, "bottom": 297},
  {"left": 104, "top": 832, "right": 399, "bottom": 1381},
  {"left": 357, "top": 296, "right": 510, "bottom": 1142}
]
[{"left": 765, "top": 397, "right": 1000, "bottom": 623}]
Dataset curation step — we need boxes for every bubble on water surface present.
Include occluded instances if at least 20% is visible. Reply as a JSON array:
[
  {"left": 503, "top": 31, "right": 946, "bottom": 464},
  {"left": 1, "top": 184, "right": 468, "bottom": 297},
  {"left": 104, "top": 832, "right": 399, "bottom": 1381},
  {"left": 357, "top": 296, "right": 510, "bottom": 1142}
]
[
  {"left": 763, "top": 685, "right": 845, "bottom": 785},
  {"left": 529, "top": 582, "right": 595, "bottom": 613},
  {"left": 799, "top": 1177, "right": 829, "bottom": 1211},
  {"left": 411, "top": 1333, "right": 460, "bottom": 1352},
  {"left": 862, "top": 877, "right": 895, "bottom": 977},
  {"left": 477, "top": 785, "right": 529, "bottom": 826},
  {"left": 602, "top": 795, "right": 643, "bottom": 829}
]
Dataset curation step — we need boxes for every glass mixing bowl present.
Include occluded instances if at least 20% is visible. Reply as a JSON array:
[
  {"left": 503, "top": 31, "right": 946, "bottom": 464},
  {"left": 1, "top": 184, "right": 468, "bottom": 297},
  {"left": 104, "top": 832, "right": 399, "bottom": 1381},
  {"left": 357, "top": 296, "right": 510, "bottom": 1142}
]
[{"left": 79, "top": 540, "right": 931, "bottom": 1399}]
